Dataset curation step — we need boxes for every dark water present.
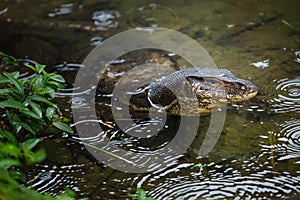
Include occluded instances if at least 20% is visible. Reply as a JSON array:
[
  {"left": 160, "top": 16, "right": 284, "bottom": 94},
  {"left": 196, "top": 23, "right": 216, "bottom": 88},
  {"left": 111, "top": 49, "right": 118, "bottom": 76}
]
[{"left": 1, "top": 0, "right": 300, "bottom": 199}]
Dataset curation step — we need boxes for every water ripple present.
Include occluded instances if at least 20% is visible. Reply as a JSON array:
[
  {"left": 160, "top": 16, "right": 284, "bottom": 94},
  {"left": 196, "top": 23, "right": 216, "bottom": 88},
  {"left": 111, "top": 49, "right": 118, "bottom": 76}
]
[
  {"left": 27, "top": 164, "right": 86, "bottom": 195},
  {"left": 262, "top": 119, "right": 300, "bottom": 162},
  {"left": 147, "top": 162, "right": 300, "bottom": 199},
  {"left": 268, "top": 77, "right": 300, "bottom": 113}
]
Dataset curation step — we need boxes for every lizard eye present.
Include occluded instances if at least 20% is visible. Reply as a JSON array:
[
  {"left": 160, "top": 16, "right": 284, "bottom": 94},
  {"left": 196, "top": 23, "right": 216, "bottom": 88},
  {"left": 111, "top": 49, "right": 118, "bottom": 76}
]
[
  {"left": 240, "top": 85, "right": 246, "bottom": 90},
  {"left": 206, "top": 78, "right": 220, "bottom": 85}
]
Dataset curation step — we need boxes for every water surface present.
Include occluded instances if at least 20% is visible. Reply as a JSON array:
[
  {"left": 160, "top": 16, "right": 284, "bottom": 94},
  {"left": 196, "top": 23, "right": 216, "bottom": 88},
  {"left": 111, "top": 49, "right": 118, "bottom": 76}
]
[{"left": 1, "top": 0, "right": 300, "bottom": 199}]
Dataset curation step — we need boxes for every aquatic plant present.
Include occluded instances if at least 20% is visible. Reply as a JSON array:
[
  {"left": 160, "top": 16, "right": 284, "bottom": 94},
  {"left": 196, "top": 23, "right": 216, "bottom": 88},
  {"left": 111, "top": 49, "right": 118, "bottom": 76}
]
[{"left": 192, "top": 163, "right": 207, "bottom": 174}]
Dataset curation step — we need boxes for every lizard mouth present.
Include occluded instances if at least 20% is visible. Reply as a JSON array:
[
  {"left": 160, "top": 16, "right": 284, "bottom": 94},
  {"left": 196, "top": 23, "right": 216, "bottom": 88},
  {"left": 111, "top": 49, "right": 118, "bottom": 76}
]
[{"left": 226, "top": 86, "right": 258, "bottom": 102}]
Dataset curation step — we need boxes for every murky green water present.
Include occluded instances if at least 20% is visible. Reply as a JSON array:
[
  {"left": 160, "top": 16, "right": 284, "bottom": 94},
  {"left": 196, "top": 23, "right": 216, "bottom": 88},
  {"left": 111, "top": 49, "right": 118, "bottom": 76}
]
[{"left": 1, "top": 0, "right": 300, "bottom": 199}]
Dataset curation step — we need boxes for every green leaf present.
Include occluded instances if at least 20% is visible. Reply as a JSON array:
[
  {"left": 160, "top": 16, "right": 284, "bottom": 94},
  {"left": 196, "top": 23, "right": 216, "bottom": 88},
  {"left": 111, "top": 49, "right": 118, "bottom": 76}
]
[
  {"left": 6, "top": 111, "right": 22, "bottom": 134},
  {"left": 47, "top": 81, "right": 64, "bottom": 89},
  {"left": 28, "top": 100, "right": 42, "bottom": 118},
  {"left": 0, "top": 130, "right": 18, "bottom": 145},
  {"left": 128, "top": 194, "right": 138, "bottom": 199},
  {"left": 282, "top": 19, "right": 295, "bottom": 29},
  {"left": 8, "top": 170, "right": 23, "bottom": 182},
  {"left": 31, "top": 148, "right": 46, "bottom": 163},
  {"left": 52, "top": 121, "right": 74, "bottom": 133},
  {"left": 21, "top": 138, "right": 40, "bottom": 150},
  {"left": 49, "top": 74, "right": 65, "bottom": 83},
  {"left": 0, "top": 143, "right": 22, "bottom": 158},
  {"left": 64, "top": 187, "right": 76, "bottom": 198},
  {"left": 9, "top": 72, "right": 20, "bottom": 79},
  {"left": 137, "top": 188, "right": 146, "bottom": 199},
  {"left": 0, "top": 159, "right": 20, "bottom": 168},
  {"left": 39, "top": 86, "right": 55, "bottom": 98},
  {"left": 27, "top": 95, "right": 57, "bottom": 108},
  {"left": 30, "top": 74, "right": 45, "bottom": 91},
  {"left": 0, "top": 52, "right": 18, "bottom": 66},
  {"left": 0, "top": 100, "right": 28, "bottom": 110},
  {"left": 0, "top": 76, "right": 10, "bottom": 84},
  {"left": 3, "top": 72, "right": 24, "bottom": 95},
  {"left": 0, "top": 88, "right": 12, "bottom": 95},
  {"left": 14, "top": 121, "right": 36, "bottom": 134},
  {"left": 46, "top": 107, "right": 56, "bottom": 120},
  {"left": 20, "top": 110, "right": 42, "bottom": 120},
  {"left": 24, "top": 63, "right": 36, "bottom": 72},
  {"left": 25, "top": 120, "right": 44, "bottom": 133},
  {"left": 35, "top": 64, "right": 46, "bottom": 73},
  {"left": 5, "top": 88, "right": 21, "bottom": 99}
]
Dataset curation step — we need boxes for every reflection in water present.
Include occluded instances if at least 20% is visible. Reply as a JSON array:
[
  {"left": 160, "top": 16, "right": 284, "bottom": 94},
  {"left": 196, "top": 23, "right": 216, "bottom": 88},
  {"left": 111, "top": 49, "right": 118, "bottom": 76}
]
[
  {"left": 269, "top": 77, "right": 300, "bottom": 113},
  {"left": 90, "top": 37, "right": 102, "bottom": 46},
  {"left": 92, "top": 10, "right": 119, "bottom": 31},
  {"left": 295, "top": 51, "right": 300, "bottom": 64},
  {"left": 251, "top": 59, "right": 270, "bottom": 69},
  {"left": 48, "top": 3, "right": 75, "bottom": 18},
  {"left": 55, "top": 63, "right": 85, "bottom": 72},
  {"left": 127, "top": 3, "right": 182, "bottom": 29},
  {"left": 0, "top": 7, "right": 8, "bottom": 15}
]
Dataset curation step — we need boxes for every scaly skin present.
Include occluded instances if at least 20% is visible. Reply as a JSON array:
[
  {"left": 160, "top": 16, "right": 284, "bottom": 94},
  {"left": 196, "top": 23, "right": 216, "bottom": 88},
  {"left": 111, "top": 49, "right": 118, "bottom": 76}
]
[{"left": 147, "top": 67, "right": 258, "bottom": 114}]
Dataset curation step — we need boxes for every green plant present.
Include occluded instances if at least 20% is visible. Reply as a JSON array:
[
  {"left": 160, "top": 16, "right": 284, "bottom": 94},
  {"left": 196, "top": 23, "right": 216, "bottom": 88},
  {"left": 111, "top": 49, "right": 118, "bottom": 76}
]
[
  {"left": 0, "top": 52, "right": 18, "bottom": 66},
  {"left": 281, "top": 19, "right": 295, "bottom": 29},
  {"left": 0, "top": 62, "right": 73, "bottom": 139},
  {"left": 0, "top": 53, "right": 76, "bottom": 200},
  {"left": 128, "top": 188, "right": 155, "bottom": 200},
  {"left": 0, "top": 139, "right": 45, "bottom": 199},
  {"left": 192, "top": 163, "right": 207, "bottom": 174}
]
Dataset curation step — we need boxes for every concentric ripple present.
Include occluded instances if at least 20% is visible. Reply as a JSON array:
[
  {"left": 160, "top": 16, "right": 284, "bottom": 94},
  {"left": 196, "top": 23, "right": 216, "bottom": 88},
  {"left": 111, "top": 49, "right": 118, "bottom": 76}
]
[
  {"left": 146, "top": 160, "right": 300, "bottom": 199},
  {"left": 27, "top": 164, "right": 86, "bottom": 196},
  {"left": 261, "top": 119, "right": 300, "bottom": 163},
  {"left": 268, "top": 77, "right": 300, "bottom": 113}
]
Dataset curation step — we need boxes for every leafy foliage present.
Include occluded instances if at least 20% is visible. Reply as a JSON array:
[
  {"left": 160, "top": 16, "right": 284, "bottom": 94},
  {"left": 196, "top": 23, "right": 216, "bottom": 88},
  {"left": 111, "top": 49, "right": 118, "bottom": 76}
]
[
  {"left": 0, "top": 52, "right": 18, "bottom": 66},
  {"left": 0, "top": 53, "right": 76, "bottom": 200},
  {"left": 0, "top": 61, "right": 73, "bottom": 138}
]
